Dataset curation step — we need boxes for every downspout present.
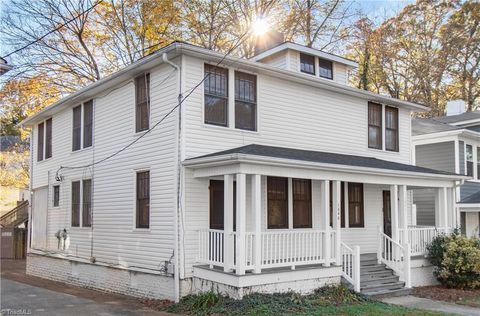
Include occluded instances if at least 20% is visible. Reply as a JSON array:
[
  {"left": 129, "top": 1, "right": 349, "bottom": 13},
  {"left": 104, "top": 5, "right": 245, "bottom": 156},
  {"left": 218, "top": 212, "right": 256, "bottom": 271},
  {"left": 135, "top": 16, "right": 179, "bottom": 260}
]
[
  {"left": 162, "top": 52, "right": 181, "bottom": 303},
  {"left": 27, "top": 128, "right": 34, "bottom": 252}
]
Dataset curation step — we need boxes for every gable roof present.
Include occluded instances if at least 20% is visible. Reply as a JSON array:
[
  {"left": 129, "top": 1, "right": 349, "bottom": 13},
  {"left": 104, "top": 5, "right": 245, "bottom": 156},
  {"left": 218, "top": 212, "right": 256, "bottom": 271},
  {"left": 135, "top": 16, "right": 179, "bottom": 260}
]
[
  {"left": 250, "top": 41, "right": 358, "bottom": 68},
  {"left": 185, "top": 144, "right": 465, "bottom": 179},
  {"left": 412, "top": 118, "right": 461, "bottom": 136},
  {"left": 21, "top": 42, "right": 429, "bottom": 127}
]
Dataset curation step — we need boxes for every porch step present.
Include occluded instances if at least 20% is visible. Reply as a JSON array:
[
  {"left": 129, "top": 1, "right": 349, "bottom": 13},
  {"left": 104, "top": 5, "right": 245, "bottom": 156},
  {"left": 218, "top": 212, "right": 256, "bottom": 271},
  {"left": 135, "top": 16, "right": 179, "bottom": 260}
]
[
  {"left": 360, "top": 264, "right": 388, "bottom": 273},
  {"left": 360, "top": 275, "right": 399, "bottom": 286},
  {"left": 364, "top": 288, "right": 412, "bottom": 299},
  {"left": 361, "top": 270, "right": 393, "bottom": 279},
  {"left": 361, "top": 281, "right": 405, "bottom": 294}
]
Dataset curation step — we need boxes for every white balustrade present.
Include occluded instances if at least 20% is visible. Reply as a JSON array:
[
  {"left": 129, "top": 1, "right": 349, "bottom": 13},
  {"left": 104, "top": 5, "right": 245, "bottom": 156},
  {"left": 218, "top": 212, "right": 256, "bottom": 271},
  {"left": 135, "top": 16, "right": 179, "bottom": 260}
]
[
  {"left": 198, "top": 229, "right": 329, "bottom": 271},
  {"left": 399, "top": 226, "right": 451, "bottom": 256},
  {"left": 341, "top": 243, "right": 360, "bottom": 292},
  {"left": 378, "top": 230, "right": 411, "bottom": 288}
]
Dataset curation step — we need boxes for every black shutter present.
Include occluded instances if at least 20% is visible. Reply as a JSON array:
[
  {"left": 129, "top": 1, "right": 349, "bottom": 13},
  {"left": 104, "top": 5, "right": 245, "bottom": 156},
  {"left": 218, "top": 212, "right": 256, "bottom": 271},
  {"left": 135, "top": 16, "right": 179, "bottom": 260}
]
[
  {"left": 83, "top": 100, "right": 93, "bottom": 148},
  {"left": 37, "top": 122, "right": 44, "bottom": 161}
]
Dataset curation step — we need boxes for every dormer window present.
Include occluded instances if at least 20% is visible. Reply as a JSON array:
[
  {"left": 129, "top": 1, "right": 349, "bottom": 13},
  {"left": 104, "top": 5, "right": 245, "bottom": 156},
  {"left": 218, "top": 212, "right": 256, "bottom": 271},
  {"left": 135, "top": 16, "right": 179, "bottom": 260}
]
[
  {"left": 319, "top": 58, "right": 333, "bottom": 79},
  {"left": 300, "top": 53, "right": 315, "bottom": 75}
]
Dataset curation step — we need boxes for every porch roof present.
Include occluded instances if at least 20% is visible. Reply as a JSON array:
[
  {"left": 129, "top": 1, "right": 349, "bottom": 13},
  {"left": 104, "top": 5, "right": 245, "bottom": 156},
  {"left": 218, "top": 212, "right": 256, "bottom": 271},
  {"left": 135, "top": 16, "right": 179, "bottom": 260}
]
[
  {"left": 459, "top": 191, "right": 480, "bottom": 204},
  {"left": 184, "top": 144, "right": 467, "bottom": 182}
]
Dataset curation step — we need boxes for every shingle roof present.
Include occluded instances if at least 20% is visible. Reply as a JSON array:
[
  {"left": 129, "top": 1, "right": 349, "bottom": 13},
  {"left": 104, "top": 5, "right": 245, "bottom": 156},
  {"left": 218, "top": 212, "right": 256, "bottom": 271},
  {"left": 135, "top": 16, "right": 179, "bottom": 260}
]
[
  {"left": 459, "top": 191, "right": 480, "bottom": 204},
  {"left": 412, "top": 118, "right": 460, "bottom": 136},
  {"left": 436, "top": 111, "right": 480, "bottom": 124},
  {"left": 189, "top": 144, "right": 461, "bottom": 177}
]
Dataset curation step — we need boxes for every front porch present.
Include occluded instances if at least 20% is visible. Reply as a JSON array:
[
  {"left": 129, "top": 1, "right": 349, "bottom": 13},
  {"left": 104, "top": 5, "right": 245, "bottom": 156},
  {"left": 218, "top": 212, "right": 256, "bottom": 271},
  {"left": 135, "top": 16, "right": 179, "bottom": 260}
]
[{"left": 184, "top": 144, "right": 465, "bottom": 295}]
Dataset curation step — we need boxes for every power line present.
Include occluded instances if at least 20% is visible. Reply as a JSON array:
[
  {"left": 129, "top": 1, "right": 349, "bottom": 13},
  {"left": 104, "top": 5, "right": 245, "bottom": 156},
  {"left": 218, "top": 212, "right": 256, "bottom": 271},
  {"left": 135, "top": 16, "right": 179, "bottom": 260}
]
[
  {"left": 56, "top": 30, "right": 251, "bottom": 176},
  {"left": 1, "top": 0, "right": 104, "bottom": 59}
]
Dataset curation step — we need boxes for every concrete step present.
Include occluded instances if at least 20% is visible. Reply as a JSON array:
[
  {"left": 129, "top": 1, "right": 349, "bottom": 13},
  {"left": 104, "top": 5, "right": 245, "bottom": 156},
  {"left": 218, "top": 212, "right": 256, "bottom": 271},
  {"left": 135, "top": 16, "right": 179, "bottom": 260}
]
[
  {"left": 360, "top": 275, "right": 399, "bottom": 286},
  {"left": 361, "top": 270, "right": 393, "bottom": 279},
  {"left": 361, "top": 281, "right": 405, "bottom": 294},
  {"left": 360, "top": 264, "right": 388, "bottom": 273},
  {"left": 364, "top": 288, "right": 412, "bottom": 299}
]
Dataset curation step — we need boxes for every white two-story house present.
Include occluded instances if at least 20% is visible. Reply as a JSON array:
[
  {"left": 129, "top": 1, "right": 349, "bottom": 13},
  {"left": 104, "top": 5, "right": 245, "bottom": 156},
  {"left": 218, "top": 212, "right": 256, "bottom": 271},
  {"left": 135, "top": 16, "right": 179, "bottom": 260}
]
[
  {"left": 22, "top": 42, "right": 466, "bottom": 301},
  {"left": 413, "top": 101, "right": 480, "bottom": 238}
]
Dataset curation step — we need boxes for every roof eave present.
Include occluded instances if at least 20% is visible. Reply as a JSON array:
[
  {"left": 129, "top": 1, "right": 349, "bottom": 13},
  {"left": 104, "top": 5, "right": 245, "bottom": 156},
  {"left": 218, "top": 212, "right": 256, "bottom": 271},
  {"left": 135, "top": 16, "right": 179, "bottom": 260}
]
[{"left": 183, "top": 153, "right": 467, "bottom": 181}]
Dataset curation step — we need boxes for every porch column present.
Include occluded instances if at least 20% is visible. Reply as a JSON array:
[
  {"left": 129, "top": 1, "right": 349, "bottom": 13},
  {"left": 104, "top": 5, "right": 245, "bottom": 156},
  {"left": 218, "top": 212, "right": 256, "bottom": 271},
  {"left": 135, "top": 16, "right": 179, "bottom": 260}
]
[
  {"left": 436, "top": 187, "right": 448, "bottom": 228},
  {"left": 447, "top": 187, "right": 455, "bottom": 228},
  {"left": 224, "top": 174, "right": 234, "bottom": 272},
  {"left": 235, "top": 173, "right": 247, "bottom": 275},
  {"left": 399, "top": 185, "right": 408, "bottom": 245},
  {"left": 252, "top": 174, "right": 262, "bottom": 274},
  {"left": 332, "top": 180, "right": 342, "bottom": 265},
  {"left": 321, "top": 180, "right": 331, "bottom": 267},
  {"left": 390, "top": 185, "right": 399, "bottom": 244}
]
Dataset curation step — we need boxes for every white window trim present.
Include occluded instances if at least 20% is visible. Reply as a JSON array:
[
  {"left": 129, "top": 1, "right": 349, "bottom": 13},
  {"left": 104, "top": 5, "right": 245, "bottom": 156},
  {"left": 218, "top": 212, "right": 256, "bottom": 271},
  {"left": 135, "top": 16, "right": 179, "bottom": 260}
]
[
  {"left": 36, "top": 118, "right": 52, "bottom": 162},
  {"left": 70, "top": 178, "right": 92, "bottom": 229},
  {"left": 72, "top": 100, "right": 94, "bottom": 152},
  {"left": 132, "top": 168, "right": 151, "bottom": 232},
  {"left": 202, "top": 64, "right": 260, "bottom": 134}
]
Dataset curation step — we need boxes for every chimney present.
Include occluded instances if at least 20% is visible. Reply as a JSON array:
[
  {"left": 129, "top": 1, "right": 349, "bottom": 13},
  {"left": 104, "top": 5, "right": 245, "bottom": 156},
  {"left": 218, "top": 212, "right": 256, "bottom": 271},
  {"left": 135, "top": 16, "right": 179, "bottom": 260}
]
[
  {"left": 254, "top": 30, "right": 284, "bottom": 56},
  {"left": 446, "top": 100, "right": 466, "bottom": 116}
]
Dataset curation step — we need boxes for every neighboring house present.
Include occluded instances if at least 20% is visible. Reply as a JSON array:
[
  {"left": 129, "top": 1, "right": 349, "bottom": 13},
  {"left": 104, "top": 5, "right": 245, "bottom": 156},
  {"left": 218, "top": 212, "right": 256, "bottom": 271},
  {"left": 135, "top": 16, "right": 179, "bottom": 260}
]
[
  {"left": 412, "top": 103, "right": 480, "bottom": 238},
  {"left": 21, "top": 41, "right": 466, "bottom": 301}
]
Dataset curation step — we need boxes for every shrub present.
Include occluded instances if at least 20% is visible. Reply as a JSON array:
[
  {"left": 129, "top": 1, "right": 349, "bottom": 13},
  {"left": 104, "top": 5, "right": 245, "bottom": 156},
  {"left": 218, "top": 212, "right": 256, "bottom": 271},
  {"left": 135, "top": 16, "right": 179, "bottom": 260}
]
[{"left": 427, "top": 233, "right": 480, "bottom": 289}]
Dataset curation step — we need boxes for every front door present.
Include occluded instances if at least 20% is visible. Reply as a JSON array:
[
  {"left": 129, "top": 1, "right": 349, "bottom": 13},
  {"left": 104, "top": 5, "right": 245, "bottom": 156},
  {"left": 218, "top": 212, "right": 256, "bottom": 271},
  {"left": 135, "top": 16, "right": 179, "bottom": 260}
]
[{"left": 382, "top": 190, "right": 392, "bottom": 238}]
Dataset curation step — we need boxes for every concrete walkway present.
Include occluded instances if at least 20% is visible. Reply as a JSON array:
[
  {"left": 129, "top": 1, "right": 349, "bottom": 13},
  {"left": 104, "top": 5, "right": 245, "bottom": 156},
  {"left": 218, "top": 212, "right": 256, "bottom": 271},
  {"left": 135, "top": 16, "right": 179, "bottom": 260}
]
[
  {"left": 1, "top": 278, "right": 171, "bottom": 316},
  {"left": 382, "top": 295, "right": 480, "bottom": 316}
]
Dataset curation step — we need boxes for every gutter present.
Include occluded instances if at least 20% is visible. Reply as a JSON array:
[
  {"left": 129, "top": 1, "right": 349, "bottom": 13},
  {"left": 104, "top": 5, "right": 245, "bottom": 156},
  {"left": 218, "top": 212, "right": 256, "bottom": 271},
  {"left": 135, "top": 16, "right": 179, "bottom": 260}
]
[{"left": 162, "top": 53, "right": 181, "bottom": 303}]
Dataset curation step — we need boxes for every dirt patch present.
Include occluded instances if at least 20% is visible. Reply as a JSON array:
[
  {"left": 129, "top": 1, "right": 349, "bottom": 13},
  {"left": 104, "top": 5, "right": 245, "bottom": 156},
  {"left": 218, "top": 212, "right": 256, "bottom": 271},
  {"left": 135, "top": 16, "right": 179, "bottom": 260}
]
[{"left": 413, "top": 285, "right": 480, "bottom": 308}]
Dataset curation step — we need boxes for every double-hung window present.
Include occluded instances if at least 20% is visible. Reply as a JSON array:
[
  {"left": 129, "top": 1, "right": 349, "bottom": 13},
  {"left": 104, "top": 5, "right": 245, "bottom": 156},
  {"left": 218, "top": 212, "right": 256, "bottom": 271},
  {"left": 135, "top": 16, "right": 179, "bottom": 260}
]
[
  {"left": 235, "top": 71, "right": 257, "bottom": 131},
  {"left": 348, "top": 183, "right": 364, "bottom": 228},
  {"left": 292, "top": 179, "right": 312, "bottom": 228},
  {"left": 136, "top": 171, "right": 150, "bottom": 228},
  {"left": 466, "top": 144, "right": 473, "bottom": 177},
  {"left": 319, "top": 58, "right": 333, "bottom": 79},
  {"left": 72, "top": 100, "right": 93, "bottom": 151},
  {"left": 368, "top": 102, "right": 382, "bottom": 149},
  {"left": 385, "top": 106, "right": 399, "bottom": 152},
  {"left": 71, "top": 179, "right": 92, "bottom": 227},
  {"left": 204, "top": 64, "right": 228, "bottom": 126},
  {"left": 53, "top": 185, "right": 60, "bottom": 207},
  {"left": 135, "top": 73, "right": 150, "bottom": 132},
  {"left": 300, "top": 53, "right": 315, "bottom": 75},
  {"left": 267, "top": 177, "right": 289, "bottom": 229},
  {"left": 37, "top": 118, "right": 52, "bottom": 161}
]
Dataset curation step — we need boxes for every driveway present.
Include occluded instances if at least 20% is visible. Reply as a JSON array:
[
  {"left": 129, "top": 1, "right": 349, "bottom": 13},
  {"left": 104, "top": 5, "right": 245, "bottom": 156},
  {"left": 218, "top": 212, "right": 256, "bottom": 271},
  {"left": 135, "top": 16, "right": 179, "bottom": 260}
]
[{"left": 0, "top": 259, "right": 172, "bottom": 316}]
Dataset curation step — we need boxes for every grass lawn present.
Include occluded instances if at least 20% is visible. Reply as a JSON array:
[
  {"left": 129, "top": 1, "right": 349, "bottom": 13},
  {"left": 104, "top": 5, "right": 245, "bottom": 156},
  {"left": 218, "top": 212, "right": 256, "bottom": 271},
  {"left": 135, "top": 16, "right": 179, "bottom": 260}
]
[{"left": 151, "top": 286, "right": 450, "bottom": 316}]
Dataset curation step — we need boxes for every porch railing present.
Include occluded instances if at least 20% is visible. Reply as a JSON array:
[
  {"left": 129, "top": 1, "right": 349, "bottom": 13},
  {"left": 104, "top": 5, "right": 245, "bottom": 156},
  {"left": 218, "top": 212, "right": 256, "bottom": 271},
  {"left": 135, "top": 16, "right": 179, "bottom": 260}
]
[
  {"left": 197, "top": 229, "right": 334, "bottom": 271},
  {"left": 399, "top": 226, "right": 451, "bottom": 256},
  {"left": 378, "top": 231, "right": 411, "bottom": 288},
  {"left": 341, "top": 243, "right": 360, "bottom": 292}
]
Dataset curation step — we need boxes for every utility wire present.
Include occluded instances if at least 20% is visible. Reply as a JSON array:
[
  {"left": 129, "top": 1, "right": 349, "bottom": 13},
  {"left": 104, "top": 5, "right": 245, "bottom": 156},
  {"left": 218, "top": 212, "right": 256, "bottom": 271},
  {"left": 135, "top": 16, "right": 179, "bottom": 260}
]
[
  {"left": 56, "top": 29, "right": 251, "bottom": 177},
  {"left": 1, "top": 0, "right": 104, "bottom": 59}
]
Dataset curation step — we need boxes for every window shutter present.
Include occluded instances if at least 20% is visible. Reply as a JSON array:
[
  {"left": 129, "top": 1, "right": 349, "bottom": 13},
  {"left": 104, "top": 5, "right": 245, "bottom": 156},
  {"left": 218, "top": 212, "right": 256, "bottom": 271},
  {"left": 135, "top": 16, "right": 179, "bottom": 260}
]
[{"left": 45, "top": 118, "right": 52, "bottom": 159}]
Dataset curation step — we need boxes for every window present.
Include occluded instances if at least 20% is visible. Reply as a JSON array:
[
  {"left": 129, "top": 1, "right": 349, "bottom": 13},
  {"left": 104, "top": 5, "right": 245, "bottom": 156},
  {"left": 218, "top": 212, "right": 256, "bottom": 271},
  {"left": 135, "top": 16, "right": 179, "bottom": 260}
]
[
  {"left": 348, "top": 183, "right": 364, "bottom": 227},
  {"left": 368, "top": 102, "right": 382, "bottom": 149},
  {"left": 235, "top": 71, "right": 257, "bottom": 131},
  {"left": 53, "top": 185, "right": 60, "bottom": 207},
  {"left": 329, "top": 181, "right": 345, "bottom": 227},
  {"left": 37, "top": 122, "right": 44, "bottom": 161},
  {"left": 293, "top": 179, "right": 312, "bottom": 228},
  {"left": 71, "top": 181, "right": 80, "bottom": 227},
  {"left": 319, "top": 58, "right": 333, "bottom": 79},
  {"left": 385, "top": 106, "right": 399, "bottom": 151},
  {"left": 300, "top": 53, "right": 315, "bottom": 75},
  {"left": 267, "top": 177, "right": 288, "bottom": 229},
  {"left": 73, "top": 100, "right": 94, "bottom": 151},
  {"left": 72, "top": 105, "right": 82, "bottom": 151},
  {"left": 204, "top": 64, "right": 228, "bottom": 126},
  {"left": 466, "top": 144, "right": 473, "bottom": 177},
  {"left": 45, "top": 118, "right": 52, "bottom": 159},
  {"left": 83, "top": 100, "right": 93, "bottom": 148},
  {"left": 136, "top": 171, "right": 150, "bottom": 228},
  {"left": 135, "top": 73, "right": 150, "bottom": 132},
  {"left": 82, "top": 179, "right": 92, "bottom": 227},
  {"left": 477, "top": 147, "right": 480, "bottom": 179}
]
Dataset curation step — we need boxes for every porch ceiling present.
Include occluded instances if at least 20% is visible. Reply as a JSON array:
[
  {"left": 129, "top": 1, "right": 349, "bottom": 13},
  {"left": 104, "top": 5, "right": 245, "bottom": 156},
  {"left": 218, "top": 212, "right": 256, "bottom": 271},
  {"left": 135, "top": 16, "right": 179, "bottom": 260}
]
[{"left": 183, "top": 144, "right": 468, "bottom": 187}]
